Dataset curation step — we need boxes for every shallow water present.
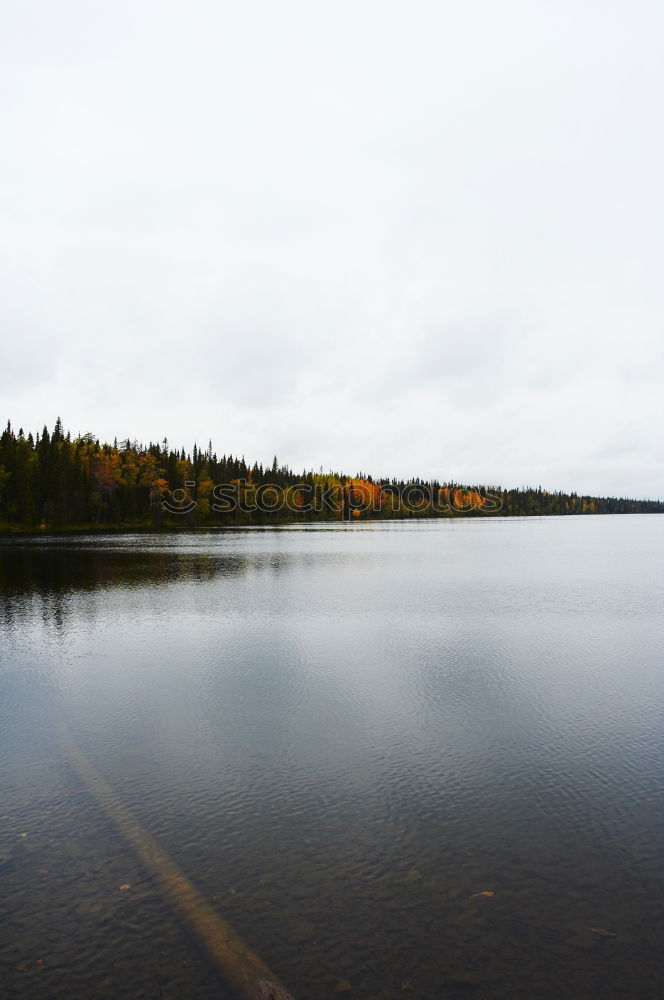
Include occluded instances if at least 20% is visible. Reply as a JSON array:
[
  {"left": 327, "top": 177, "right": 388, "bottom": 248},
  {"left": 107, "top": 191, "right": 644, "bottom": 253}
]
[{"left": 1, "top": 516, "right": 663, "bottom": 999}]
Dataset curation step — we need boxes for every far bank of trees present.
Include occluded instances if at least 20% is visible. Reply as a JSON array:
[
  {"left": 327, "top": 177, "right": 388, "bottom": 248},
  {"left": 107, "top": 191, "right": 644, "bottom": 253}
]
[{"left": 0, "top": 419, "right": 661, "bottom": 532}]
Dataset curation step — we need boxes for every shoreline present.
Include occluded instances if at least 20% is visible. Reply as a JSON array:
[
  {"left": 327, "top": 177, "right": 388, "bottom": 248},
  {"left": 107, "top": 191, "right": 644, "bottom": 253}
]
[{"left": 1, "top": 508, "right": 662, "bottom": 539}]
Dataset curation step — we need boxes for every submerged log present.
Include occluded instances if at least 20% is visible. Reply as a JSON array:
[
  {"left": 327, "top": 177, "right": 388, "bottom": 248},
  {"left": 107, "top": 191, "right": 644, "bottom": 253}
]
[{"left": 59, "top": 726, "right": 295, "bottom": 1000}]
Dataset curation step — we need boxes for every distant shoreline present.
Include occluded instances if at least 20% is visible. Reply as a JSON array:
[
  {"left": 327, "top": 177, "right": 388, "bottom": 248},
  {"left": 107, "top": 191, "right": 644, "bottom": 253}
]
[
  {"left": 1, "top": 508, "right": 662, "bottom": 540},
  {"left": 2, "top": 420, "right": 662, "bottom": 532}
]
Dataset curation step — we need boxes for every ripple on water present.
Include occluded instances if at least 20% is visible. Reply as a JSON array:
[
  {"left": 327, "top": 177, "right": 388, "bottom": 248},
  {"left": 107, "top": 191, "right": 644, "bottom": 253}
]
[{"left": 1, "top": 517, "right": 664, "bottom": 999}]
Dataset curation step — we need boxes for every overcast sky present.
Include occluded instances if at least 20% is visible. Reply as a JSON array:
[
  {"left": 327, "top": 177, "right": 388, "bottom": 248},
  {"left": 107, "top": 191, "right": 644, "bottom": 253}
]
[{"left": 2, "top": 0, "right": 663, "bottom": 496}]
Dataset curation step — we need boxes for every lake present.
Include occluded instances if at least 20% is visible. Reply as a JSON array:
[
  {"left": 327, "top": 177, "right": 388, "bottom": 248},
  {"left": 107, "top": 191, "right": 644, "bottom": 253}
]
[{"left": 1, "top": 516, "right": 663, "bottom": 999}]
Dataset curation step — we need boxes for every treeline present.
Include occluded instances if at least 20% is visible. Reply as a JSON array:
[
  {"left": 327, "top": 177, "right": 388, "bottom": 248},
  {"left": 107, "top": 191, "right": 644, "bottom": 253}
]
[{"left": 0, "top": 419, "right": 662, "bottom": 532}]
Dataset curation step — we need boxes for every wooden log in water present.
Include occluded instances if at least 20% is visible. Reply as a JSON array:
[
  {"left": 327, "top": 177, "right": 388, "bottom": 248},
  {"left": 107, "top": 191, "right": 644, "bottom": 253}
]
[{"left": 59, "top": 726, "right": 295, "bottom": 1000}]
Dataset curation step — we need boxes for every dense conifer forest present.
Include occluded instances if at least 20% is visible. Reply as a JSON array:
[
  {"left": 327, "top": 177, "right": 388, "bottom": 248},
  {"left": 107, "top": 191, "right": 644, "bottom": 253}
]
[{"left": 0, "top": 419, "right": 662, "bottom": 532}]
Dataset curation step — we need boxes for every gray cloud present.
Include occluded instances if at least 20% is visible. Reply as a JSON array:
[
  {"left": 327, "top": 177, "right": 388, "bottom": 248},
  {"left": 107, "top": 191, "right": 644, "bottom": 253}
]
[{"left": 1, "top": 0, "right": 663, "bottom": 496}]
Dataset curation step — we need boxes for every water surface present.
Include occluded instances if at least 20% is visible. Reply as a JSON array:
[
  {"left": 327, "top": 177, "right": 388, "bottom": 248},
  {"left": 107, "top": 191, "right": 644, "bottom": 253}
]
[{"left": 1, "top": 516, "right": 663, "bottom": 999}]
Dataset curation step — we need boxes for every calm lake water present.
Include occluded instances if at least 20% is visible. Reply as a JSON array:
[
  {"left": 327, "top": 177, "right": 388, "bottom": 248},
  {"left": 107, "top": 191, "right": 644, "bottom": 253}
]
[{"left": 1, "top": 516, "right": 663, "bottom": 1000}]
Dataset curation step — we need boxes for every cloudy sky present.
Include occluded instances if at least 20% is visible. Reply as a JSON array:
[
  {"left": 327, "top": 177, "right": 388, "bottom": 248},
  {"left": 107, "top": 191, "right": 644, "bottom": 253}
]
[{"left": 2, "top": 0, "right": 663, "bottom": 496}]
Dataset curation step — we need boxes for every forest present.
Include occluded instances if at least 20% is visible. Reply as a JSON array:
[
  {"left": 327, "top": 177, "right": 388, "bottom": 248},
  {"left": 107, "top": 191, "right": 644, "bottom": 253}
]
[{"left": 1, "top": 419, "right": 662, "bottom": 532}]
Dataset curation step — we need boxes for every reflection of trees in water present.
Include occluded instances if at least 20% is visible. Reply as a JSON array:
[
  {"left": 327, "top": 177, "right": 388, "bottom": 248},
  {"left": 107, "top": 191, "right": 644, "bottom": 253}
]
[{"left": 0, "top": 547, "right": 294, "bottom": 630}]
